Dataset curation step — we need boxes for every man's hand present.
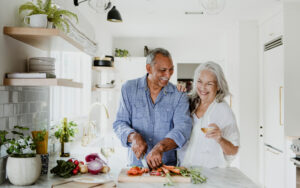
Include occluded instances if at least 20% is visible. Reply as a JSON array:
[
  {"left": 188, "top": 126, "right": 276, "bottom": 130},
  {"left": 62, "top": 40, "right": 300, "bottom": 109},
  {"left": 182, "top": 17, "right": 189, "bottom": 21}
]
[
  {"left": 206, "top": 123, "right": 222, "bottom": 143},
  {"left": 128, "top": 132, "right": 148, "bottom": 160},
  {"left": 146, "top": 138, "right": 178, "bottom": 169},
  {"left": 146, "top": 145, "right": 163, "bottom": 169}
]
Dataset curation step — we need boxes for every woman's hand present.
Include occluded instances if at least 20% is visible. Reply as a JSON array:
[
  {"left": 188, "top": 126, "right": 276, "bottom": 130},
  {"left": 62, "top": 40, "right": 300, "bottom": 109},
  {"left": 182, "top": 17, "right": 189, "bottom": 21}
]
[
  {"left": 176, "top": 84, "right": 187, "bottom": 92},
  {"left": 206, "top": 123, "right": 222, "bottom": 143}
]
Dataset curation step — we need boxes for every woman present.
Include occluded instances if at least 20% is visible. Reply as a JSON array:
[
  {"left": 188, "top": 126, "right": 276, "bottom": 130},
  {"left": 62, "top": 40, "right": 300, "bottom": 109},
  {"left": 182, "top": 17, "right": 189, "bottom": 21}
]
[{"left": 177, "top": 61, "right": 240, "bottom": 168}]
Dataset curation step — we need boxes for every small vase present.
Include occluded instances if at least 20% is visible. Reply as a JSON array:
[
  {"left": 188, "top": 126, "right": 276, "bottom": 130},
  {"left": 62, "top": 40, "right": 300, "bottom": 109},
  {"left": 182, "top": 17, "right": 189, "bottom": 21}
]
[{"left": 40, "top": 154, "right": 49, "bottom": 175}]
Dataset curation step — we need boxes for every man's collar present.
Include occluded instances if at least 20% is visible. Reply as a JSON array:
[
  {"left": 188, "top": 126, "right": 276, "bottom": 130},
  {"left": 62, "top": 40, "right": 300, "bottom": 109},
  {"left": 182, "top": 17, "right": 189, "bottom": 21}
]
[{"left": 138, "top": 74, "right": 174, "bottom": 93}]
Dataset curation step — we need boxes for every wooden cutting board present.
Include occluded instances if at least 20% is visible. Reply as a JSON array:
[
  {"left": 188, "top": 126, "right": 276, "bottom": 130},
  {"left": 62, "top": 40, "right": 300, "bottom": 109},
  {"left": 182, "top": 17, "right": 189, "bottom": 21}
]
[{"left": 118, "top": 168, "right": 191, "bottom": 183}]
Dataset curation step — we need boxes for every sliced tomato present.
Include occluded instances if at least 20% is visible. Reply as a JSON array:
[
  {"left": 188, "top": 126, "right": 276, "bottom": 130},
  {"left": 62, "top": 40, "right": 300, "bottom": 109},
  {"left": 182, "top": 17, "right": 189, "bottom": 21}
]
[{"left": 127, "top": 166, "right": 144, "bottom": 176}]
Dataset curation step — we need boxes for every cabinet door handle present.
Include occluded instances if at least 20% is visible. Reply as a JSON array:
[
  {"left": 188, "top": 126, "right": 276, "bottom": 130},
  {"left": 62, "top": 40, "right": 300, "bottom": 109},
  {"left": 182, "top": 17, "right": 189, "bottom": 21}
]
[
  {"left": 279, "top": 86, "right": 283, "bottom": 126},
  {"left": 266, "top": 148, "right": 280, "bottom": 155}
]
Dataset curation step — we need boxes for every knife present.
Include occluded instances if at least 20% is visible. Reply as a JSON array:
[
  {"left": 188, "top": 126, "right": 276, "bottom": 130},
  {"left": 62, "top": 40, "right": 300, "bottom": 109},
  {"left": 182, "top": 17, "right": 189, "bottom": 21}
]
[{"left": 141, "top": 154, "right": 149, "bottom": 168}]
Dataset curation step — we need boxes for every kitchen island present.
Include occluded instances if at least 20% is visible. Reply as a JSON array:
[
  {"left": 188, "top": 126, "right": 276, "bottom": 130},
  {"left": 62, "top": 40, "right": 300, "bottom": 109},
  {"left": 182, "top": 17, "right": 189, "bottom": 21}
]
[{"left": 1, "top": 167, "right": 258, "bottom": 187}]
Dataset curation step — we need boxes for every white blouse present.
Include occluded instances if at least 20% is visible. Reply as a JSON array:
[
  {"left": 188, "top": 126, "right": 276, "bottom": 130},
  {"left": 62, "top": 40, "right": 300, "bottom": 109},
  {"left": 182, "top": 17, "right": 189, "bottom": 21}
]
[{"left": 177, "top": 100, "right": 240, "bottom": 168}]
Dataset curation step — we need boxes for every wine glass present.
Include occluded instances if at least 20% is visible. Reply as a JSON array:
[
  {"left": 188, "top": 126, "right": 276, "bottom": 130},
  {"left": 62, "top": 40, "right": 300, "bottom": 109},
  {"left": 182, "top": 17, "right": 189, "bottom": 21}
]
[{"left": 99, "top": 137, "right": 115, "bottom": 179}]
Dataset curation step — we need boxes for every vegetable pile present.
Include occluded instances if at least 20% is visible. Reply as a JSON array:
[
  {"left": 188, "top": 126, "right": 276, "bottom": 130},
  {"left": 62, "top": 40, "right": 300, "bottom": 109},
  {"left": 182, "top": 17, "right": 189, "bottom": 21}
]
[
  {"left": 50, "top": 153, "right": 110, "bottom": 178},
  {"left": 127, "top": 165, "right": 207, "bottom": 186},
  {"left": 50, "top": 159, "right": 83, "bottom": 178}
]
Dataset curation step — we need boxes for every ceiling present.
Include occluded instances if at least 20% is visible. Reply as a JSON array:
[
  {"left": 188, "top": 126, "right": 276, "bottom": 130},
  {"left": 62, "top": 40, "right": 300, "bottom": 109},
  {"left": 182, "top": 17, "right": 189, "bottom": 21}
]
[{"left": 99, "top": 0, "right": 282, "bottom": 37}]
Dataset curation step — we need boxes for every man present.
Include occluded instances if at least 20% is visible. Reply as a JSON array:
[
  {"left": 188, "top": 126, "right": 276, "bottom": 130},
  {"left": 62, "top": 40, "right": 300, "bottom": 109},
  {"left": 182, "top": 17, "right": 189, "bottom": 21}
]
[{"left": 113, "top": 48, "right": 192, "bottom": 169}]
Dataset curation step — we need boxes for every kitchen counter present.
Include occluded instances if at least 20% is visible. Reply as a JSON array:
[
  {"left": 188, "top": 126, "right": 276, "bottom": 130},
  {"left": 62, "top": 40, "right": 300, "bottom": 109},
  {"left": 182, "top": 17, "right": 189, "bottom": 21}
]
[{"left": 1, "top": 167, "right": 258, "bottom": 188}]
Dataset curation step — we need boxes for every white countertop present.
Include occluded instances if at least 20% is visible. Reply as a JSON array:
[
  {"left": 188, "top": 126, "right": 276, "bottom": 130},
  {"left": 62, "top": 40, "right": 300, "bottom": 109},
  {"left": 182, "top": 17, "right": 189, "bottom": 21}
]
[{"left": 1, "top": 167, "right": 259, "bottom": 188}]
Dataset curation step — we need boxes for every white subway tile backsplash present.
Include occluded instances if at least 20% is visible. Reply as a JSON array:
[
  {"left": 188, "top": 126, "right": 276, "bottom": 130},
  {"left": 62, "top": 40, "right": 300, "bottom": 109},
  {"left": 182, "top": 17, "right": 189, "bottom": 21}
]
[
  {"left": 4, "top": 104, "right": 14, "bottom": 116},
  {"left": 0, "top": 118, "right": 8, "bottom": 129},
  {"left": 9, "top": 91, "right": 18, "bottom": 103},
  {"left": 0, "top": 86, "right": 49, "bottom": 133},
  {"left": 0, "top": 91, "right": 9, "bottom": 104},
  {"left": 9, "top": 117, "right": 17, "bottom": 129}
]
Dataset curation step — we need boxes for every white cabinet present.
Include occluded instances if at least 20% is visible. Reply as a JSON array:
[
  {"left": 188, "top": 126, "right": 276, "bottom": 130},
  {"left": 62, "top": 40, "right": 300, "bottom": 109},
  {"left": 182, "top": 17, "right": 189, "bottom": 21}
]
[
  {"left": 263, "top": 44, "right": 284, "bottom": 151},
  {"left": 264, "top": 145, "right": 285, "bottom": 188}
]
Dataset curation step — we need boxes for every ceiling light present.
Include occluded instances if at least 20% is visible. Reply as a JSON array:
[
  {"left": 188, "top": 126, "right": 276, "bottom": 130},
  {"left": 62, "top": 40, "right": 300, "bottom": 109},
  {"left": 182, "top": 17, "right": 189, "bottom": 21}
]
[{"left": 200, "top": 0, "right": 226, "bottom": 15}]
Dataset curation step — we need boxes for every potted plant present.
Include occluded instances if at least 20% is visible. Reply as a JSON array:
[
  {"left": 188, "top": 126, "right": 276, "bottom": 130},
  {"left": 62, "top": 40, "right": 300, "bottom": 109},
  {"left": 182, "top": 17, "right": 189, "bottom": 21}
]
[
  {"left": 19, "top": 0, "right": 78, "bottom": 32},
  {"left": 54, "top": 118, "right": 78, "bottom": 157},
  {"left": 0, "top": 130, "right": 8, "bottom": 184},
  {"left": 6, "top": 126, "right": 41, "bottom": 186}
]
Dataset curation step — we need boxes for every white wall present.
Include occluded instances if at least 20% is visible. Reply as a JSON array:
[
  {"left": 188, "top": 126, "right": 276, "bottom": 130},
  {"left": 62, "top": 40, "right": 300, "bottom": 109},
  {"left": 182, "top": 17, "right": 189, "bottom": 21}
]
[
  {"left": 0, "top": 0, "right": 47, "bottom": 84},
  {"left": 238, "top": 20, "right": 260, "bottom": 183}
]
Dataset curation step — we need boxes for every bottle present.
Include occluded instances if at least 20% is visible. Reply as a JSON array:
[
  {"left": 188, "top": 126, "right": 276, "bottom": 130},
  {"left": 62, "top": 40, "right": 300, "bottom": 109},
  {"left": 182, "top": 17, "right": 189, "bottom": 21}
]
[{"left": 60, "top": 117, "right": 70, "bottom": 157}]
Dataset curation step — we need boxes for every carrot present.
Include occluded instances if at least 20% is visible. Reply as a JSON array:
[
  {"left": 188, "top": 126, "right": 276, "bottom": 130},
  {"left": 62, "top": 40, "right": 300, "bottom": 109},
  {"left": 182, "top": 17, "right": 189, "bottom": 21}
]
[
  {"left": 162, "top": 165, "right": 175, "bottom": 170},
  {"left": 157, "top": 168, "right": 162, "bottom": 172},
  {"left": 169, "top": 168, "right": 180, "bottom": 174}
]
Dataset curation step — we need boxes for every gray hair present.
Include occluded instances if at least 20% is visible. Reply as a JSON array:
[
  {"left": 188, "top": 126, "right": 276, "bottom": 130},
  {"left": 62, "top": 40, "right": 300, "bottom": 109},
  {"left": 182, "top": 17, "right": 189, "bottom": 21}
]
[
  {"left": 188, "top": 61, "right": 230, "bottom": 113},
  {"left": 146, "top": 48, "right": 172, "bottom": 66}
]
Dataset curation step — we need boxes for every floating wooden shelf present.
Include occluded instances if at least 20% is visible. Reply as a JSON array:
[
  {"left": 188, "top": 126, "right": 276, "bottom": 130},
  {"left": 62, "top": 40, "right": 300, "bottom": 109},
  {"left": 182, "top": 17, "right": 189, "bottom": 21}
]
[
  {"left": 92, "top": 66, "right": 115, "bottom": 71},
  {"left": 4, "top": 78, "right": 83, "bottom": 88},
  {"left": 92, "top": 87, "right": 117, "bottom": 91},
  {"left": 3, "top": 26, "right": 93, "bottom": 53}
]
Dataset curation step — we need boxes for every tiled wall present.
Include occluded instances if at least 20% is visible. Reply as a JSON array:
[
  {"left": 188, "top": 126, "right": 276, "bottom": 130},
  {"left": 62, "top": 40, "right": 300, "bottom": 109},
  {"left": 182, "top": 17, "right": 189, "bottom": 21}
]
[{"left": 0, "top": 86, "right": 50, "bottom": 131}]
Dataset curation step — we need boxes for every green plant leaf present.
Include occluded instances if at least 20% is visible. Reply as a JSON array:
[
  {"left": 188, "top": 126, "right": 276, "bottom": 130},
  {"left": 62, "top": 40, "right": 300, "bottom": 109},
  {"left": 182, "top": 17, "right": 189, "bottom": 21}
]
[{"left": 36, "top": 0, "right": 44, "bottom": 9}]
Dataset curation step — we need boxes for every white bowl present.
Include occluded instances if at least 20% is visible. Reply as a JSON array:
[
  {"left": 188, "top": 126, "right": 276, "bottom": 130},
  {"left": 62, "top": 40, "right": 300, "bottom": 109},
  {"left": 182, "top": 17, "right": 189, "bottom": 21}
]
[{"left": 29, "top": 65, "right": 55, "bottom": 71}]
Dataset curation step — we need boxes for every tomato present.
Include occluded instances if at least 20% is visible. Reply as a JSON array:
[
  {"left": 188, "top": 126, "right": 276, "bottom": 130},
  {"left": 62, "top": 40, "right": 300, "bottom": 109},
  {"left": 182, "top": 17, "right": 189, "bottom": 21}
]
[
  {"left": 75, "top": 165, "right": 79, "bottom": 170},
  {"left": 74, "top": 160, "right": 79, "bottom": 166},
  {"left": 79, "top": 161, "right": 84, "bottom": 165},
  {"left": 72, "top": 169, "right": 78, "bottom": 175},
  {"left": 68, "top": 159, "right": 73, "bottom": 163},
  {"left": 127, "top": 166, "right": 143, "bottom": 176}
]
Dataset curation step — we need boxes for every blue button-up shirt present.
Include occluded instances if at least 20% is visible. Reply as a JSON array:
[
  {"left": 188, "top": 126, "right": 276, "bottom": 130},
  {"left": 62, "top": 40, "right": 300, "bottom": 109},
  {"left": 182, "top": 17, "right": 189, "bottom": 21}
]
[{"left": 113, "top": 74, "right": 192, "bottom": 166}]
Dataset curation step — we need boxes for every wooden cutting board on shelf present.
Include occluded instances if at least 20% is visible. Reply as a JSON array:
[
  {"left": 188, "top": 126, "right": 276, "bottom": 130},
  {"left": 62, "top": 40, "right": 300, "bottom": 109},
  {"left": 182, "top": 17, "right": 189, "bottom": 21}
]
[{"left": 118, "top": 168, "right": 191, "bottom": 183}]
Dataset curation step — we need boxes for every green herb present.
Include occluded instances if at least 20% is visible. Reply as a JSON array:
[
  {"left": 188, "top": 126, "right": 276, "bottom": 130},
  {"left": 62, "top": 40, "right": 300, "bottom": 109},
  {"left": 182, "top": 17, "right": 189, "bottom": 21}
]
[
  {"left": 50, "top": 160, "right": 76, "bottom": 178},
  {"left": 180, "top": 167, "right": 207, "bottom": 184},
  {"left": 115, "top": 48, "right": 130, "bottom": 57}
]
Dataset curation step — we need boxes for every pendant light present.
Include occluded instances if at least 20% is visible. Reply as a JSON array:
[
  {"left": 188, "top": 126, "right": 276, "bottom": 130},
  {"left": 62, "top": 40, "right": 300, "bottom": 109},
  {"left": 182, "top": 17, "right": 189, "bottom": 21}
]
[{"left": 107, "top": 6, "right": 122, "bottom": 22}]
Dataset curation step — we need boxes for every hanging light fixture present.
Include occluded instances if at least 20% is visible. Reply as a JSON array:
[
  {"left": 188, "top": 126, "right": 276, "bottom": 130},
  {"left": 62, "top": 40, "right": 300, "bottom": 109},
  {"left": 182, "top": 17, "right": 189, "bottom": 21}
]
[
  {"left": 200, "top": 0, "right": 226, "bottom": 15},
  {"left": 74, "top": 0, "right": 122, "bottom": 22},
  {"left": 107, "top": 6, "right": 122, "bottom": 22}
]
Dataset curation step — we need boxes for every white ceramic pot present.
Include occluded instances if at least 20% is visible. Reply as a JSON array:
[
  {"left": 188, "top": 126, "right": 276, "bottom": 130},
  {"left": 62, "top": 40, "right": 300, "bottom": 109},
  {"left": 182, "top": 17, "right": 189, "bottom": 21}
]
[{"left": 6, "top": 155, "right": 41, "bottom": 186}]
